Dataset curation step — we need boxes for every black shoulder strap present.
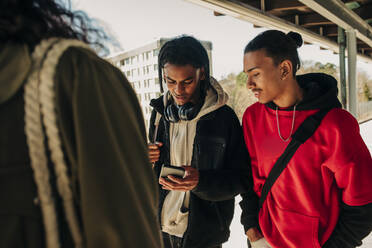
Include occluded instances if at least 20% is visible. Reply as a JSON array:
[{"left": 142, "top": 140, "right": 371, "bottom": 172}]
[{"left": 258, "top": 107, "right": 333, "bottom": 210}]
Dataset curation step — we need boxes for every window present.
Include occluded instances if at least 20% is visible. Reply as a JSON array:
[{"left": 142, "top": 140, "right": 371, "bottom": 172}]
[
  {"left": 155, "top": 78, "right": 159, "bottom": 85},
  {"left": 144, "top": 51, "right": 149, "bottom": 60},
  {"left": 126, "top": 71, "right": 131, "bottom": 77},
  {"left": 153, "top": 49, "right": 159, "bottom": 57},
  {"left": 137, "top": 68, "right": 140, "bottom": 76},
  {"left": 120, "top": 59, "right": 124, "bottom": 66},
  {"left": 147, "top": 79, "right": 152, "bottom": 88},
  {"left": 125, "top": 58, "right": 130, "bottom": 65},
  {"left": 137, "top": 94, "right": 142, "bottom": 102},
  {"left": 138, "top": 81, "right": 141, "bottom": 88},
  {"left": 142, "top": 66, "right": 149, "bottom": 74},
  {"left": 154, "top": 64, "right": 158, "bottom": 71}
]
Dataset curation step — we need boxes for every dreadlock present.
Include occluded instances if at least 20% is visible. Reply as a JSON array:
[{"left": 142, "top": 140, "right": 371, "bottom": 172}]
[{"left": 158, "top": 35, "right": 211, "bottom": 95}]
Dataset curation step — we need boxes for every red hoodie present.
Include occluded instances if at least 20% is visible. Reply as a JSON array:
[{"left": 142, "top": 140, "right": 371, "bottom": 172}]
[{"left": 241, "top": 73, "right": 372, "bottom": 248}]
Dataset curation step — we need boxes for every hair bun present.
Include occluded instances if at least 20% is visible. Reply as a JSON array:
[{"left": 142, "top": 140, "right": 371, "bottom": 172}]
[{"left": 287, "top": 31, "right": 303, "bottom": 48}]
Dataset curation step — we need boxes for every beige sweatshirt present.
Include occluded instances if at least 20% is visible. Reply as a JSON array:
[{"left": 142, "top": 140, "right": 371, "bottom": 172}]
[{"left": 161, "top": 78, "right": 228, "bottom": 237}]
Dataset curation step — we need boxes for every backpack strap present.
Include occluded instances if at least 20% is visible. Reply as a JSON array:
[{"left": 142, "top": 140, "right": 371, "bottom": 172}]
[
  {"left": 153, "top": 111, "right": 162, "bottom": 143},
  {"left": 258, "top": 107, "right": 332, "bottom": 210},
  {"left": 150, "top": 111, "right": 162, "bottom": 168},
  {"left": 24, "top": 38, "right": 90, "bottom": 248}
]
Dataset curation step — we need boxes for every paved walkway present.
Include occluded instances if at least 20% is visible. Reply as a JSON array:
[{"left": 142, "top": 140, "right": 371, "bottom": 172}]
[{"left": 362, "top": 234, "right": 372, "bottom": 247}]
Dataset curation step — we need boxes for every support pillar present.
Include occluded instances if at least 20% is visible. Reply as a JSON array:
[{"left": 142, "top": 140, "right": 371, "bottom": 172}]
[
  {"left": 338, "top": 27, "right": 347, "bottom": 108},
  {"left": 346, "top": 29, "right": 358, "bottom": 117}
]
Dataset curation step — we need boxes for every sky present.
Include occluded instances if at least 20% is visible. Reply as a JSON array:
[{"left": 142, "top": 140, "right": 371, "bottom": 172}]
[{"left": 70, "top": 0, "right": 372, "bottom": 79}]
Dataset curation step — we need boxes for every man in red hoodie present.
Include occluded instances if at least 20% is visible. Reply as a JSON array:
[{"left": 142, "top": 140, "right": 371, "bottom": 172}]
[{"left": 240, "top": 30, "right": 372, "bottom": 248}]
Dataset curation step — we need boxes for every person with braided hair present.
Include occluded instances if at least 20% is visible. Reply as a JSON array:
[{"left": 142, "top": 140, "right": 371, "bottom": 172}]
[
  {"left": 241, "top": 30, "right": 372, "bottom": 248},
  {"left": 0, "top": 0, "right": 162, "bottom": 247},
  {"left": 148, "top": 35, "right": 260, "bottom": 248}
]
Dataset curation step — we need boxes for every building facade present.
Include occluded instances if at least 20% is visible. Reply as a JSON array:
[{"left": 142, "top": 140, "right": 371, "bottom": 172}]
[{"left": 108, "top": 38, "right": 213, "bottom": 129}]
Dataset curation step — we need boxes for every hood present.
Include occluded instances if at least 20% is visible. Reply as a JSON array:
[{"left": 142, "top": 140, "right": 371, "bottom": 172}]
[
  {"left": 194, "top": 77, "right": 228, "bottom": 119},
  {"left": 150, "top": 77, "right": 228, "bottom": 119},
  {"left": 266, "top": 73, "right": 342, "bottom": 110},
  {"left": 0, "top": 43, "right": 32, "bottom": 104}
]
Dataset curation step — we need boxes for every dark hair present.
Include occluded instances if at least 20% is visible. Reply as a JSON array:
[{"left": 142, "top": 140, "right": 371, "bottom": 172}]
[
  {"left": 244, "top": 30, "right": 303, "bottom": 75},
  {"left": 0, "top": 0, "right": 110, "bottom": 54},
  {"left": 158, "top": 35, "right": 210, "bottom": 94}
]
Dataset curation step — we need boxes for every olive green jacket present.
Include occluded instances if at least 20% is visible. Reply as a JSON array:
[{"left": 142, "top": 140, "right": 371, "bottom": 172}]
[{"left": 0, "top": 42, "right": 162, "bottom": 248}]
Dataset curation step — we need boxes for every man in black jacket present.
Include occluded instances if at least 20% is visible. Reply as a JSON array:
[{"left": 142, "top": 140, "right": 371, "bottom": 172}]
[{"left": 148, "top": 36, "right": 259, "bottom": 248}]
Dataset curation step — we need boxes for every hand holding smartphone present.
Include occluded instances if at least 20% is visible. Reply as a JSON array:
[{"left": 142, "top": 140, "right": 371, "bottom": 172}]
[{"left": 160, "top": 164, "right": 185, "bottom": 178}]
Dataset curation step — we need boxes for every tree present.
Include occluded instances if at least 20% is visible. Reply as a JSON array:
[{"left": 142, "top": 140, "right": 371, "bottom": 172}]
[
  {"left": 299, "top": 61, "right": 339, "bottom": 81},
  {"left": 219, "top": 72, "right": 256, "bottom": 121},
  {"left": 358, "top": 71, "right": 372, "bottom": 102},
  {"left": 363, "top": 83, "right": 372, "bottom": 101},
  {"left": 219, "top": 60, "right": 372, "bottom": 120}
]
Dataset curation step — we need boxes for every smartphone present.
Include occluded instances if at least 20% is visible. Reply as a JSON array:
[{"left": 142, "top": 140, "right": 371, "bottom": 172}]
[{"left": 160, "top": 165, "right": 185, "bottom": 178}]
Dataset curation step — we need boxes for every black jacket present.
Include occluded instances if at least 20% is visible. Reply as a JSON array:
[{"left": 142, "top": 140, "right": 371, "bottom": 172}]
[{"left": 149, "top": 96, "right": 258, "bottom": 248}]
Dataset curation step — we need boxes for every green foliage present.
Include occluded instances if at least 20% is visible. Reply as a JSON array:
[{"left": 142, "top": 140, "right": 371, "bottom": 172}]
[
  {"left": 363, "top": 83, "right": 372, "bottom": 101},
  {"left": 236, "top": 72, "right": 248, "bottom": 87},
  {"left": 219, "top": 72, "right": 256, "bottom": 121},
  {"left": 300, "top": 61, "right": 338, "bottom": 79}
]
